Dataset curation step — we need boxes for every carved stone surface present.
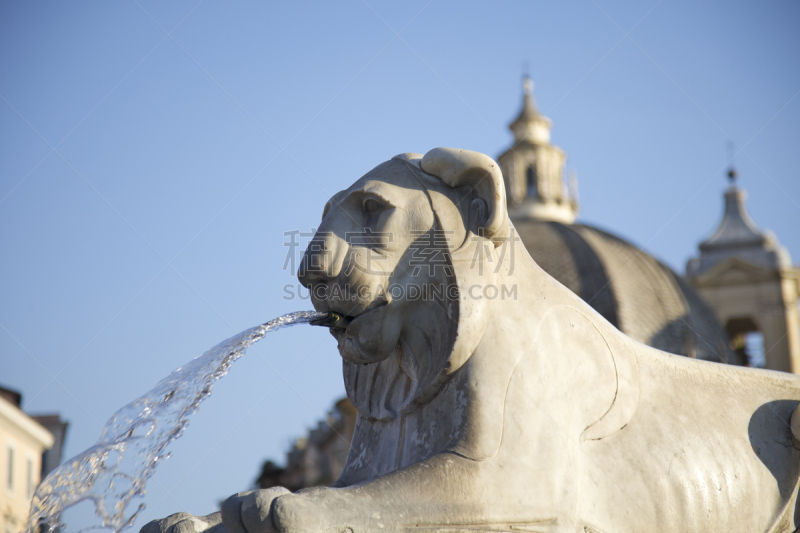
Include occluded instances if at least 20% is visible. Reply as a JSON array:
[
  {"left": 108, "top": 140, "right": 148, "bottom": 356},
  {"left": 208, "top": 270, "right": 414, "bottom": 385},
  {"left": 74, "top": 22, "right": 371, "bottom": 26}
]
[{"left": 143, "top": 148, "right": 800, "bottom": 533}]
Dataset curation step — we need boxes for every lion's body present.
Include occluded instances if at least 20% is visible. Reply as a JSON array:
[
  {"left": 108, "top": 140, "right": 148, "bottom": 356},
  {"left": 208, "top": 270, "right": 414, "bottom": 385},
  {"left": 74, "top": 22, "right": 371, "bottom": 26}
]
[
  {"left": 582, "top": 344, "right": 800, "bottom": 532},
  {"left": 333, "top": 235, "right": 800, "bottom": 532},
  {"left": 145, "top": 148, "right": 800, "bottom": 533}
]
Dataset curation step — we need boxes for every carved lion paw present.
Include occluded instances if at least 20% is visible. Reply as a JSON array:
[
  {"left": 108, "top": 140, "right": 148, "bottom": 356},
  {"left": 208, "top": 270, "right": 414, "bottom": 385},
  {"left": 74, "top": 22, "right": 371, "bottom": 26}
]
[{"left": 220, "top": 487, "right": 291, "bottom": 533}]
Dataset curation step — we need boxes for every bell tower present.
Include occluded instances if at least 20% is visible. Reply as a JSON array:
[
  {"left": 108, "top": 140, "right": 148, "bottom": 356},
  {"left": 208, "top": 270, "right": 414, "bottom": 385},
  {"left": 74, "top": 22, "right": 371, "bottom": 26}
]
[
  {"left": 497, "top": 76, "right": 578, "bottom": 223},
  {"left": 686, "top": 168, "right": 800, "bottom": 373}
]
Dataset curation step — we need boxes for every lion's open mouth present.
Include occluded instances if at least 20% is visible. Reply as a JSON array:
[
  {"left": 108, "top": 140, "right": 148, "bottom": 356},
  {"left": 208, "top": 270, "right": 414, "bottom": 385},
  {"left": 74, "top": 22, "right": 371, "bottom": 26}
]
[{"left": 326, "top": 294, "right": 389, "bottom": 337}]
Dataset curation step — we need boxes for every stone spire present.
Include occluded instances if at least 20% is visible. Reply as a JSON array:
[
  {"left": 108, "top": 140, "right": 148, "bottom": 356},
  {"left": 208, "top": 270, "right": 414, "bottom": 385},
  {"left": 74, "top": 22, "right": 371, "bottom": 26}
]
[
  {"left": 497, "top": 76, "right": 578, "bottom": 223},
  {"left": 687, "top": 169, "right": 790, "bottom": 277}
]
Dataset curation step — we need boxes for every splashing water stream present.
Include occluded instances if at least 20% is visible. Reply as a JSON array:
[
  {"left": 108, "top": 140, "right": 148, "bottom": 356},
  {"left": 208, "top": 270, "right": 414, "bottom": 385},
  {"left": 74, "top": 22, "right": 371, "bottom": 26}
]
[{"left": 26, "top": 311, "right": 333, "bottom": 533}]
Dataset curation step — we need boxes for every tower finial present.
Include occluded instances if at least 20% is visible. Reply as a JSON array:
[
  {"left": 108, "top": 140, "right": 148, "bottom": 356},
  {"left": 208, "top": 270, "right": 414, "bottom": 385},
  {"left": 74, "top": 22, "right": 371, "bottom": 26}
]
[
  {"left": 726, "top": 139, "right": 737, "bottom": 187},
  {"left": 521, "top": 61, "right": 533, "bottom": 95}
]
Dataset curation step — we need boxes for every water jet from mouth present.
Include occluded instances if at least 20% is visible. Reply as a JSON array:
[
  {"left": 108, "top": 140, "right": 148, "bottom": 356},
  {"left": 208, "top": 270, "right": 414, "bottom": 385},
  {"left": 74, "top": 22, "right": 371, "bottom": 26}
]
[{"left": 26, "top": 311, "right": 332, "bottom": 533}]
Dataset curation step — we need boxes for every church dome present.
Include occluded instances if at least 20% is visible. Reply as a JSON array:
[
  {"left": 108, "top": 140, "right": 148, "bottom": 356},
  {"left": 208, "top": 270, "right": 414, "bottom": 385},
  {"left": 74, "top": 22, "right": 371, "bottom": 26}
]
[
  {"left": 500, "top": 76, "right": 732, "bottom": 363},
  {"left": 514, "top": 219, "right": 732, "bottom": 362}
]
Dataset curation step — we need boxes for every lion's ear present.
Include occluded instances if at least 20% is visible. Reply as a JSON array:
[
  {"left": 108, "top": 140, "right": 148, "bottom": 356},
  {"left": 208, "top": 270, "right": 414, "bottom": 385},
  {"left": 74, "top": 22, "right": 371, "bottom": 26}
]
[{"left": 420, "top": 147, "right": 509, "bottom": 247}]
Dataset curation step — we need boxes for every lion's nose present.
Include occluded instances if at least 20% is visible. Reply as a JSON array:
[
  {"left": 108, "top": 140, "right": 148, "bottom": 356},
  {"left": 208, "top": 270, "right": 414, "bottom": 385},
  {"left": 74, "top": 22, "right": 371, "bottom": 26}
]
[{"left": 298, "top": 234, "right": 341, "bottom": 288}]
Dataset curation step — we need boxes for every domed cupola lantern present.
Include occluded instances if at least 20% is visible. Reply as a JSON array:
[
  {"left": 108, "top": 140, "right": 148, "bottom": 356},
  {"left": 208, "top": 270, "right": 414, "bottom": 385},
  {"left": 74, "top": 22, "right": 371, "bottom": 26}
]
[{"left": 497, "top": 76, "right": 578, "bottom": 223}]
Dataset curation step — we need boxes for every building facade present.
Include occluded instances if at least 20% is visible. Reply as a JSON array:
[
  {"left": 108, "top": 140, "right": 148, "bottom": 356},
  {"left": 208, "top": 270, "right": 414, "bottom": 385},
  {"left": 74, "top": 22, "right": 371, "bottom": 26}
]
[{"left": 0, "top": 390, "right": 54, "bottom": 533}]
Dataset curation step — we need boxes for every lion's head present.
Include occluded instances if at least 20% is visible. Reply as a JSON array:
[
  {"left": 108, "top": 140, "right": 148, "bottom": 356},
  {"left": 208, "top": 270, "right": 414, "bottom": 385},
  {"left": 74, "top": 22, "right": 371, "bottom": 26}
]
[{"left": 298, "top": 148, "right": 510, "bottom": 420}]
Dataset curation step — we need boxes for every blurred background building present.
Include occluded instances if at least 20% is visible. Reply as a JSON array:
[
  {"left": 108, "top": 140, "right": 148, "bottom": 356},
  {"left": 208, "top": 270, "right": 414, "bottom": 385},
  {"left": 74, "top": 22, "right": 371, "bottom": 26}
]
[
  {"left": 255, "top": 398, "right": 356, "bottom": 492},
  {"left": 0, "top": 387, "right": 68, "bottom": 533},
  {"left": 256, "top": 77, "right": 800, "bottom": 493},
  {"left": 686, "top": 169, "right": 800, "bottom": 372}
]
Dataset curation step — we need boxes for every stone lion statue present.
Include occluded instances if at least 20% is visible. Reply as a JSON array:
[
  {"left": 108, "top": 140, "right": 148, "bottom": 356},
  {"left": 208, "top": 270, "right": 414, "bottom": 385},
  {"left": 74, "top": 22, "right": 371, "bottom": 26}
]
[{"left": 144, "top": 148, "right": 800, "bottom": 533}]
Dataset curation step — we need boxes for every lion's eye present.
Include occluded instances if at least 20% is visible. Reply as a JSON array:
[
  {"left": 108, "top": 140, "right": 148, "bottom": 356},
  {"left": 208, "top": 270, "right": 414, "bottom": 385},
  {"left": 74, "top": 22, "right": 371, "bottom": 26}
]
[{"left": 362, "top": 198, "right": 384, "bottom": 217}]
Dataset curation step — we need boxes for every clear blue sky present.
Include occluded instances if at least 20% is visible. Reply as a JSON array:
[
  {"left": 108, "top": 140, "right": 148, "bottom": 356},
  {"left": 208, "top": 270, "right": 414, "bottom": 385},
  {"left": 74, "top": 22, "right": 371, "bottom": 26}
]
[{"left": 2, "top": 0, "right": 798, "bottom": 529}]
